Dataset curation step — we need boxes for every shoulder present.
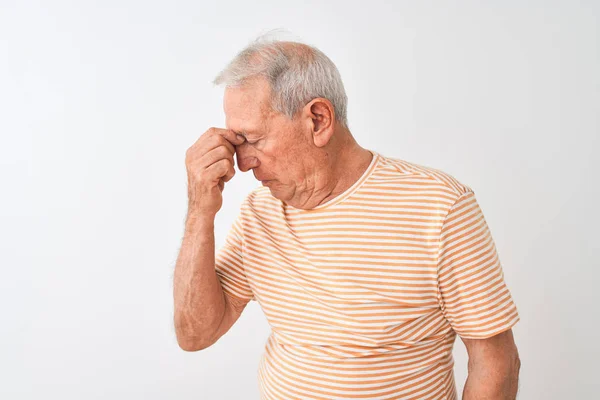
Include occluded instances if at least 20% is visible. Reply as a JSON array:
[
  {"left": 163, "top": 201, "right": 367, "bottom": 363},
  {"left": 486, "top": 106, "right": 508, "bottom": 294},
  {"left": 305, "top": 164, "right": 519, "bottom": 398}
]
[{"left": 374, "top": 151, "right": 474, "bottom": 202}]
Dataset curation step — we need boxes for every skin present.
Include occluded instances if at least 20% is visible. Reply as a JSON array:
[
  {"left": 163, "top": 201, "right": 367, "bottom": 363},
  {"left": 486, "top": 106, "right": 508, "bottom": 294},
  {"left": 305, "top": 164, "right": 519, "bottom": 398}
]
[
  {"left": 192, "top": 42, "right": 522, "bottom": 397},
  {"left": 461, "top": 329, "right": 521, "bottom": 399},
  {"left": 223, "top": 75, "right": 373, "bottom": 210}
]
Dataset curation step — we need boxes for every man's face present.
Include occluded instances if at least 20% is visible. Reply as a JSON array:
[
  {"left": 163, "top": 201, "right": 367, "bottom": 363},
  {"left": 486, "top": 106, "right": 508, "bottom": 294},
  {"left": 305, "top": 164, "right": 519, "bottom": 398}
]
[{"left": 223, "top": 77, "right": 315, "bottom": 203}]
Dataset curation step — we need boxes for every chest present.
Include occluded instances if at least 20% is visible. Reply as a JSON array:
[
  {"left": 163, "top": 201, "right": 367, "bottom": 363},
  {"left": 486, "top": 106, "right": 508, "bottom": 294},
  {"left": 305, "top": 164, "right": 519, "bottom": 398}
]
[{"left": 242, "top": 208, "right": 443, "bottom": 321}]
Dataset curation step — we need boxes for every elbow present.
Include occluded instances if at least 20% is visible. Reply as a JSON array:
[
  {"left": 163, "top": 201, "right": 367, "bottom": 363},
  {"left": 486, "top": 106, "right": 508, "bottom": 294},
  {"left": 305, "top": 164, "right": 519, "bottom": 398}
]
[
  {"left": 177, "top": 339, "right": 206, "bottom": 352},
  {"left": 176, "top": 334, "right": 213, "bottom": 352},
  {"left": 173, "top": 317, "right": 215, "bottom": 352}
]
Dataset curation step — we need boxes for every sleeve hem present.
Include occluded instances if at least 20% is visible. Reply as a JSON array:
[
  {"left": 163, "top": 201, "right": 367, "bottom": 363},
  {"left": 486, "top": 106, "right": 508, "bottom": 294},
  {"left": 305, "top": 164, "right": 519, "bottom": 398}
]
[
  {"left": 456, "top": 315, "right": 520, "bottom": 340},
  {"left": 223, "top": 290, "right": 255, "bottom": 305}
]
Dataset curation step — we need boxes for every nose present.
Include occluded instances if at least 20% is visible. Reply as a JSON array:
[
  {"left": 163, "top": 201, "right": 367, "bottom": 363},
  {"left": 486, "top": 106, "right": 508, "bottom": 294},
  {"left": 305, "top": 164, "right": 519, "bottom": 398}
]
[{"left": 235, "top": 143, "right": 261, "bottom": 173}]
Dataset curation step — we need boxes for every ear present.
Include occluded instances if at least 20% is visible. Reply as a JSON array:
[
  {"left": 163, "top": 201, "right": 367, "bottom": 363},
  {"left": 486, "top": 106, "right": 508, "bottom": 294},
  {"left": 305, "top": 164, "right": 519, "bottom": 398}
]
[{"left": 302, "top": 98, "right": 335, "bottom": 148}]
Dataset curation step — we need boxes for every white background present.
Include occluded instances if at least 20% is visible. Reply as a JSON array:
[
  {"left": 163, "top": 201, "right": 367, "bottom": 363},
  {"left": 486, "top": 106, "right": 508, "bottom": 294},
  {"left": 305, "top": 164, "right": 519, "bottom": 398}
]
[{"left": 1, "top": 1, "right": 598, "bottom": 398}]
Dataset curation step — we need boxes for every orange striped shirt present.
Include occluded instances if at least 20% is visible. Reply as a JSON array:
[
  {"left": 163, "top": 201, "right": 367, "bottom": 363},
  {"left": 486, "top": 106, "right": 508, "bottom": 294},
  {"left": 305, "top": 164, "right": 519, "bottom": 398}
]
[{"left": 215, "top": 149, "right": 519, "bottom": 399}]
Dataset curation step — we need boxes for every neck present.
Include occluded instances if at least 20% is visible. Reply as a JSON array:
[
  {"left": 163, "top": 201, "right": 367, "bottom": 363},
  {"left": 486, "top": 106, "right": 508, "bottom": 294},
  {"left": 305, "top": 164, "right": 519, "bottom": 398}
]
[{"left": 292, "top": 131, "right": 374, "bottom": 210}]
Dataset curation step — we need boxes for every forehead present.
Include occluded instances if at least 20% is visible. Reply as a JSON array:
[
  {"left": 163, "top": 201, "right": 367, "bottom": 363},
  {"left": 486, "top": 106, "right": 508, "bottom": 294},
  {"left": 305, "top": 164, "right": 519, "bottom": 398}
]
[{"left": 223, "top": 79, "right": 272, "bottom": 133}]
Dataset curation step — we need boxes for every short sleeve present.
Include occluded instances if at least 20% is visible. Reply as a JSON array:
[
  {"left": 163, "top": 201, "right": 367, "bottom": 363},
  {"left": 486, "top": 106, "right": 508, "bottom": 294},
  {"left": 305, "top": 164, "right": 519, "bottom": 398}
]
[
  {"left": 436, "top": 190, "right": 519, "bottom": 339},
  {"left": 215, "top": 199, "right": 255, "bottom": 305}
]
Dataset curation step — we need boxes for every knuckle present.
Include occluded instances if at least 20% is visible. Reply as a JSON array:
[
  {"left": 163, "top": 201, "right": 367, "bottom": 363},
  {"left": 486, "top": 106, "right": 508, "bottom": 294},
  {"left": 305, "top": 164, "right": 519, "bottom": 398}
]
[
  {"left": 219, "top": 145, "right": 232, "bottom": 158},
  {"left": 221, "top": 158, "right": 231, "bottom": 170},
  {"left": 200, "top": 167, "right": 210, "bottom": 181}
]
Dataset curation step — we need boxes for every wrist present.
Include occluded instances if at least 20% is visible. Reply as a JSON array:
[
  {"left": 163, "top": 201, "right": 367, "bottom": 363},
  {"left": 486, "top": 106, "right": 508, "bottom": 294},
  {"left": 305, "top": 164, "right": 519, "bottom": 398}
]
[{"left": 185, "top": 211, "right": 215, "bottom": 229}]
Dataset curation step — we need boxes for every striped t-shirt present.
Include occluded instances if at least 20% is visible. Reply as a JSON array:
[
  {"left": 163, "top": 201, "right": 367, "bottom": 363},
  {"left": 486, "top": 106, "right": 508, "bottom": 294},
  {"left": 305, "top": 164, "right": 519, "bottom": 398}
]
[{"left": 215, "top": 149, "right": 519, "bottom": 400}]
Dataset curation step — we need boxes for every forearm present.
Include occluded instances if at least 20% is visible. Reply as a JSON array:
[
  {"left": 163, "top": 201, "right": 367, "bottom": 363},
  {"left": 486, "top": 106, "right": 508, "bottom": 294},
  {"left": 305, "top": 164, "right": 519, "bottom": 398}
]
[
  {"left": 173, "top": 212, "right": 226, "bottom": 351},
  {"left": 462, "top": 355, "right": 521, "bottom": 400}
]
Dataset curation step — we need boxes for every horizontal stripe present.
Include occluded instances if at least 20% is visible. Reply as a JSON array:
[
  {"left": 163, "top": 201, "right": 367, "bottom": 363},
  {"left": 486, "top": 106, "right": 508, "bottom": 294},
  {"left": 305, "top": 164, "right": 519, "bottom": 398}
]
[{"left": 215, "top": 149, "right": 519, "bottom": 399}]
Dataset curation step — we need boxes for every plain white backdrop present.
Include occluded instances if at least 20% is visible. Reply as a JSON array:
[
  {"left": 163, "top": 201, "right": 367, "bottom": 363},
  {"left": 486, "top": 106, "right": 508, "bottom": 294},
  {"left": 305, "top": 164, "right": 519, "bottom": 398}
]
[{"left": 1, "top": 1, "right": 598, "bottom": 398}]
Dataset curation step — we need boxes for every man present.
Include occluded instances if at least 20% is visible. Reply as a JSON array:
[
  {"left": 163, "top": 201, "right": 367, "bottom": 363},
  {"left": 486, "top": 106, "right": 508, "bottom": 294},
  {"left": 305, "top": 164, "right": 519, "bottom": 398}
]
[{"left": 173, "top": 36, "right": 521, "bottom": 400}]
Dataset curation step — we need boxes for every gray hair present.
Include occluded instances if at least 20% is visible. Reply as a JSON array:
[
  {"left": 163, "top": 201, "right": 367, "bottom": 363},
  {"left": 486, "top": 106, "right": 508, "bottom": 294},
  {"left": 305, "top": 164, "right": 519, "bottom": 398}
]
[{"left": 212, "top": 33, "right": 349, "bottom": 129}]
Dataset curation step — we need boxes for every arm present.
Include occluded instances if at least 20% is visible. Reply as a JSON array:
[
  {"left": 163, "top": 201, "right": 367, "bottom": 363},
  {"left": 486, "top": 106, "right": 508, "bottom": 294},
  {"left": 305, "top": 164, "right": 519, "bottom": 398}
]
[
  {"left": 173, "top": 127, "right": 249, "bottom": 351},
  {"left": 172, "top": 213, "right": 246, "bottom": 351},
  {"left": 461, "top": 329, "right": 521, "bottom": 400}
]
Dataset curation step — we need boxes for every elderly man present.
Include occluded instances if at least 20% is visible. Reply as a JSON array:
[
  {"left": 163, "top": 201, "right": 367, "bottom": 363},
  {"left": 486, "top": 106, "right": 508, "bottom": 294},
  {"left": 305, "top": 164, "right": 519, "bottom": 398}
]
[{"left": 173, "top": 37, "right": 520, "bottom": 400}]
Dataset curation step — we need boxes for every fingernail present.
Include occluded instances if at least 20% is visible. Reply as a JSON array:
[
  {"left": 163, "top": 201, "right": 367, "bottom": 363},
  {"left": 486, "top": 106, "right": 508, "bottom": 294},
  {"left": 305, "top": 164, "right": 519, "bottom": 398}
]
[{"left": 236, "top": 134, "right": 245, "bottom": 142}]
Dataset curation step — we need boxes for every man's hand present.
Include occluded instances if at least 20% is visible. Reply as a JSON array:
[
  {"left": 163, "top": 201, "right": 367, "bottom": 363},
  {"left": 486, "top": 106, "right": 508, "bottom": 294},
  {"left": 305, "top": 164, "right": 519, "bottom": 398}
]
[
  {"left": 185, "top": 127, "right": 245, "bottom": 219},
  {"left": 461, "top": 329, "right": 521, "bottom": 399}
]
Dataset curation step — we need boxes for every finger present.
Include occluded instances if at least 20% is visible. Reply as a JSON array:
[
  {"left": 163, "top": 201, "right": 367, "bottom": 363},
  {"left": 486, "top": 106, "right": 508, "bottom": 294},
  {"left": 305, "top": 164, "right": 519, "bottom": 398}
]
[
  {"left": 198, "top": 145, "right": 234, "bottom": 171},
  {"left": 211, "top": 127, "right": 246, "bottom": 147},
  {"left": 222, "top": 160, "right": 236, "bottom": 182},
  {"left": 204, "top": 129, "right": 245, "bottom": 166},
  {"left": 186, "top": 127, "right": 244, "bottom": 172},
  {"left": 212, "top": 134, "right": 236, "bottom": 159},
  {"left": 199, "top": 146, "right": 235, "bottom": 182},
  {"left": 204, "top": 158, "right": 231, "bottom": 186}
]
